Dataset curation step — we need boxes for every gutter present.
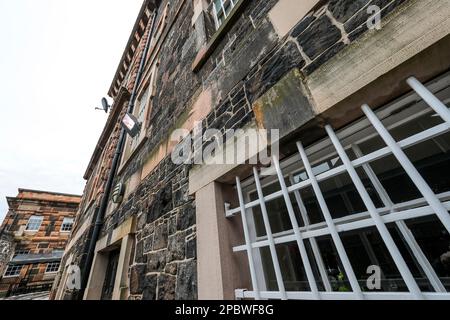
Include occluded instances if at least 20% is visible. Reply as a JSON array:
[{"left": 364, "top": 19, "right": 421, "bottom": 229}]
[{"left": 77, "top": 7, "right": 158, "bottom": 300}]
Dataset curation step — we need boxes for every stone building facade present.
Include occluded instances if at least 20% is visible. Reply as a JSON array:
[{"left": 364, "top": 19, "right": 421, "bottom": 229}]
[
  {"left": 54, "top": 0, "right": 450, "bottom": 300},
  {"left": 0, "top": 189, "right": 80, "bottom": 297}
]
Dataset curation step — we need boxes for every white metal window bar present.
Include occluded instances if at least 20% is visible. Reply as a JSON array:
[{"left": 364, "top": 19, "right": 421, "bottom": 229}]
[
  {"left": 236, "top": 176, "right": 261, "bottom": 300},
  {"left": 253, "top": 167, "right": 288, "bottom": 299},
  {"left": 226, "top": 75, "right": 450, "bottom": 300},
  {"left": 272, "top": 157, "right": 320, "bottom": 299},
  {"left": 288, "top": 174, "right": 333, "bottom": 292}
]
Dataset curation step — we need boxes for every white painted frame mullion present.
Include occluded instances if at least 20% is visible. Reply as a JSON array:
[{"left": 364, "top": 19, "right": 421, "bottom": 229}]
[
  {"left": 272, "top": 156, "right": 320, "bottom": 299},
  {"left": 296, "top": 142, "right": 363, "bottom": 299},
  {"left": 362, "top": 104, "right": 450, "bottom": 234},
  {"left": 236, "top": 176, "right": 261, "bottom": 300},
  {"left": 219, "top": 0, "right": 227, "bottom": 20},
  {"left": 225, "top": 122, "right": 450, "bottom": 218},
  {"left": 407, "top": 77, "right": 450, "bottom": 124},
  {"left": 235, "top": 290, "right": 450, "bottom": 301},
  {"left": 325, "top": 125, "right": 423, "bottom": 299},
  {"left": 253, "top": 167, "right": 288, "bottom": 299},
  {"left": 289, "top": 175, "right": 333, "bottom": 292},
  {"left": 232, "top": 201, "right": 450, "bottom": 253},
  {"left": 211, "top": 2, "right": 221, "bottom": 30}
]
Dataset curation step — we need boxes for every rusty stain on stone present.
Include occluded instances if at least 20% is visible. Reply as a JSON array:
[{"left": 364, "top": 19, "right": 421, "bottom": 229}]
[{"left": 252, "top": 100, "right": 266, "bottom": 129}]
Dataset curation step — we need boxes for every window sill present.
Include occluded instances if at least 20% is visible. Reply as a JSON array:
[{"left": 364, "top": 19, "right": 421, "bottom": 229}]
[
  {"left": 192, "top": 0, "right": 249, "bottom": 73},
  {"left": 24, "top": 230, "right": 39, "bottom": 234}
]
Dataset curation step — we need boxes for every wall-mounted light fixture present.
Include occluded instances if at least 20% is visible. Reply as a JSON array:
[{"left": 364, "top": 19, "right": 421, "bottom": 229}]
[
  {"left": 112, "top": 183, "right": 125, "bottom": 204},
  {"left": 121, "top": 113, "right": 141, "bottom": 138}
]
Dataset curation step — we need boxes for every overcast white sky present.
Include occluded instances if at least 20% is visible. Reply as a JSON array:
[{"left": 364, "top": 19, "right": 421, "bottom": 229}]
[{"left": 0, "top": 0, "right": 143, "bottom": 223}]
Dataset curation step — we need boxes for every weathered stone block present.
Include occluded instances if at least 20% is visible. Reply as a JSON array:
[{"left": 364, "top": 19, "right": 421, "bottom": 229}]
[
  {"left": 129, "top": 264, "right": 146, "bottom": 294},
  {"left": 168, "top": 215, "right": 177, "bottom": 235},
  {"left": 177, "top": 204, "right": 196, "bottom": 231},
  {"left": 142, "top": 274, "right": 157, "bottom": 300},
  {"left": 304, "top": 41, "right": 346, "bottom": 75},
  {"left": 157, "top": 274, "right": 176, "bottom": 300},
  {"left": 252, "top": 68, "right": 315, "bottom": 139},
  {"left": 147, "top": 249, "right": 167, "bottom": 272},
  {"left": 143, "top": 236, "right": 154, "bottom": 254},
  {"left": 165, "top": 263, "right": 178, "bottom": 275},
  {"left": 297, "top": 15, "right": 341, "bottom": 60},
  {"left": 147, "top": 185, "right": 173, "bottom": 223},
  {"left": 175, "top": 260, "right": 197, "bottom": 300},
  {"left": 329, "top": 0, "right": 371, "bottom": 23},
  {"left": 167, "top": 232, "right": 185, "bottom": 262},
  {"left": 135, "top": 240, "right": 146, "bottom": 264},
  {"left": 246, "top": 41, "right": 304, "bottom": 104},
  {"left": 186, "top": 237, "right": 197, "bottom": 259},
  {"left": 153, "top": 222, "right": 168, "bottom": 250},
  {"left": 290, "top": 14, "right": 316, "bottom": 38}
]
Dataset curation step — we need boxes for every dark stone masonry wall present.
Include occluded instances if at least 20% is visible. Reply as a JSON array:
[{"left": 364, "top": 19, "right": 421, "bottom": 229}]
[
  {"left": 108, "top": 0, "right": 410, "bottom": 301},
  {"left": 116, "top": 158, "right": 196, "bottom": 300},
  {"left": 65, "top": 0, "right": 411, "bottom": 300}
]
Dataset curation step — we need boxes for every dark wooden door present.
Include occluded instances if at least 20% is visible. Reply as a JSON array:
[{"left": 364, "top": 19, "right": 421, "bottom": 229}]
[{"left": 101, "top": 250, "right": 120, "bottom": 300}]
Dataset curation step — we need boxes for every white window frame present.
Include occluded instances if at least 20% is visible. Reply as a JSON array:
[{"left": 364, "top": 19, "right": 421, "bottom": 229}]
[
  {"left": 60, "top": 217, "right": 74, "bottom": 233},
  {"left": 130, "top": 84, "right": 152, "bottom": 148},
  {"left": 3, "top": 264, "right": 23, "bottom": 278},
  {"left": 211, "top": 0, "right": 240, "bottom": 30},
  {"left": 25, "top": 215, "right": 43, "bottom": 232},
  {"left": 226, "top": 74, "right": 450, "bottom": 300},
  {"left": 45, "top": 262, "right": 60, "bottom": 274},
  {"left": 14, "top": 249, "right": 30, "bottom": 256}
]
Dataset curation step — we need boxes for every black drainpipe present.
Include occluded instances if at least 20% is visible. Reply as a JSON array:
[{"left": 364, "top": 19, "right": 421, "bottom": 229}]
[{"left": 77, "top": 9, "right": 158, "bottom": 300}]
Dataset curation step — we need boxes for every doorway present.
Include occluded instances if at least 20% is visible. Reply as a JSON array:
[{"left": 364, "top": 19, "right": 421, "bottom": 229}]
[{"left": 101, "top": 249, "right": 120, "bottom": 300}]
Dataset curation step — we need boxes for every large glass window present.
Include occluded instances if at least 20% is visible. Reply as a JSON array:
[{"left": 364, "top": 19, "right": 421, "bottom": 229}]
[
  {"left": 13, "top": 249, "right": 30, "bottom": 257},
  {"left": 45, "top": 262, "right": 60, "bottom": 273},
  {"left": 26, "top": 216, "right": 43, "bottom": 231},
  {"left": 61, "top": 217, "right": 74, "bottom": 232},
  {"left": 4, "top": 265, "right": 23, "bottom": 277},
  {"left": 227, "top": 75, "right": 450, "bottom": 300}
]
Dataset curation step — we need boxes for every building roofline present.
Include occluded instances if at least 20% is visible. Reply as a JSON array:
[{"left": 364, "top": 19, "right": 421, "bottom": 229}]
[
  {"left": 83, "top": 1, "right": 159, "bottom": 181},
  {"left": 5, "top": 189, "right": 82, "bottom": 208},
  {"left": 17, "top": 189, "right": 82, "bottom": 198},
  {"left": 107, "top": 0, "right": 158, "bottom": 99}
]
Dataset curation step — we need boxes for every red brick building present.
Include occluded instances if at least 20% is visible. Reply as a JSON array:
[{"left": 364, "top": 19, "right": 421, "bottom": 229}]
[{"left": 0, "top": 189, "right": 81, "bottom": 297}]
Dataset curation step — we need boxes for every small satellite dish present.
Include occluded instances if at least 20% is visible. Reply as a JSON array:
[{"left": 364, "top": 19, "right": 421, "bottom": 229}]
[
  {"left": 101, "top": 98, "right": 110, "bottom": 112},
  {"left": 95, "top": 97, "right": 111, "bottom": 113}
]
